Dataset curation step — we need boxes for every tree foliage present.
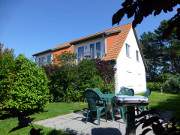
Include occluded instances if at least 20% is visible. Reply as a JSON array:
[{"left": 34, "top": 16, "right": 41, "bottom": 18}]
[
  {"left": 44, "top": 52, "right": 115, "bottom": 102},
  {"left": 162, "top": 73, "right": 180, "bottom": 93},
  {"left": 140, "top": 20, "right": 180, "bottom": 81},
  {"left": 5, "top": 55, "right": 49, "bottom": 112},
  {"left": 0, "top": 44, "right": 15, "bottom": 106},
  {"left": 112, "top": 0, "right": 180, "bottom": 39},
  {"left": 0, "top": 45, "right": 49, "bottom": 113}
]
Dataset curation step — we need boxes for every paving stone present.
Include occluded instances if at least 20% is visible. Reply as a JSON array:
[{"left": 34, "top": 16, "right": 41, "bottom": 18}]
[{"left": 34, "top": 112, "right": 154, "bottom": 135}]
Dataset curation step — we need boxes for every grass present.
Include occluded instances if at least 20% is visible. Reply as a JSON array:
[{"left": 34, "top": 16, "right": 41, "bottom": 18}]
[
  {"left": 0, "top": 102, "right": 87, "bottom": 135},
  {"left": 149, "top": 91, "right": 180, "bottom": 120},
  {"left": 31, "top": 102, "right": 87, "bottom": 121}
]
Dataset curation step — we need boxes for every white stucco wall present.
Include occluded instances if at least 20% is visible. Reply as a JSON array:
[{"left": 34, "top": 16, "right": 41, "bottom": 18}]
[{"left": 115, "top": 28, "right": 146, "bottom": 94}]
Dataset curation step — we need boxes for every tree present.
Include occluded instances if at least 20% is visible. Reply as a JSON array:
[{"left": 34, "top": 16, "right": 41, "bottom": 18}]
[
  {"left": 0, "top": 43, "right": 15, "bottom": 107},
  {"left": 112, "top": 0, "right": 180, "bottom": 39},
  {"left": 140, "top": 20, "right": 180, "bottom": 80},
  {"left": 5, "top": 54, "right": 49, "bottom": 112},
  {"left": 59, "top": 52, "right": 76, "bottom": 66}
]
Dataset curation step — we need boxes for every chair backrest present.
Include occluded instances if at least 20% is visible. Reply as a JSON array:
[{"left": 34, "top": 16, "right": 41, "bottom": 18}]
[
  {"left": 144, "top": 88, "right": 151, "bottom": 98},
  {"left": 118, "top": 87, "right": 134, "bottom": 96},
  {"left": 85, "top": 88, "right": 101, "bottom": 110},
  {"left": 93, "top": 88, "right": 104, "bottom": 99},
  {"left": 127, "top": 88, "right": 134, "bottom": 96}
]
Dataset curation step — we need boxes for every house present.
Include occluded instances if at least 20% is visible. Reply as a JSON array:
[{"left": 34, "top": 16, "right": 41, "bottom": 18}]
[{"left": 33, "top": 23, "right": 146, "bottom": 94}]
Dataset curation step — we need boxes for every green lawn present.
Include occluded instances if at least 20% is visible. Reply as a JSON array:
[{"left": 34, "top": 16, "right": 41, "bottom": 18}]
[
  {"left": 0, "top": 102, "right": 87, "bottom": 135},
  {"left": 149, "top": 91, "right": 180, "bottom": 120}
]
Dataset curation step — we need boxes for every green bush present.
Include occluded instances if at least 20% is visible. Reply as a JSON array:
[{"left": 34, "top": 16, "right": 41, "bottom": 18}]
[
  {"left": 5, "top": 55, "right": 49, "bottom": 112},
  {"left": 162, "top": 73, "right": 180, "bottom": 93},
  {"left": 44, "top": 52, "right": 115, "bottom": 102},
  {"left": 147, "top": 82, "right": 162, "bottom": 91}
]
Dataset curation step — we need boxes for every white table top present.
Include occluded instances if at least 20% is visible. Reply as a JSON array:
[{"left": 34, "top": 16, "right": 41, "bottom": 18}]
[{"left": 115, "top": 95, "right": 148, "bottom": 104}]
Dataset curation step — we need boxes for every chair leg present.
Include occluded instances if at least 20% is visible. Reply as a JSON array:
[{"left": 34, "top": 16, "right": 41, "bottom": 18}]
[
  {"left": 120, "top": 107, "right": 127, "bottom": 122},
  {"left": 105, "top": 108, "right": 107, "bottom": 122},
  {"left": 111, "top": 109, "right": 114, "bottom": 121},
  {"left": 97, "top": 110, "right": 100, "bottom": 125}
]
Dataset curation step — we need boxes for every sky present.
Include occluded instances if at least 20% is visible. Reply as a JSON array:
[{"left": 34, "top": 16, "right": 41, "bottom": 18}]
[{"left": 0, "top": 0, "right": 178, "bottom": 58}]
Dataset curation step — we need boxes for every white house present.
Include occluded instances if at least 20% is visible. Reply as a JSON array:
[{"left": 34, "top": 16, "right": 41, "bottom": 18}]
[{"left": 33, "top": 23, "right": 147, "bottom": 94}]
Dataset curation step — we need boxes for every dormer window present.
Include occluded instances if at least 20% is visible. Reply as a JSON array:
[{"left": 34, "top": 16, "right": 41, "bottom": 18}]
[
  {"left": 126, "top": 43, "right": 130, "bottom": 58},
  {"left": 96, "top": 42, "right": 101, "bottom": 58},
  {"left": 77, "top": 41, "right": 104, "bottom": 61},
  {"left": 47, "top": 54, "right": 52, "bottom": 63},
  {"left": 77, "top": 46, "right": 84, "bottom": 61},
  {"left": 90, "top": 43, "right": 95, "bottom": 58}
]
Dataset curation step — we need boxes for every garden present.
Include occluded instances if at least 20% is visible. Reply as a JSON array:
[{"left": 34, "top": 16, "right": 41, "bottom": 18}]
[{"left": 0, "top": 20, "right": 180, "bottom": 135}]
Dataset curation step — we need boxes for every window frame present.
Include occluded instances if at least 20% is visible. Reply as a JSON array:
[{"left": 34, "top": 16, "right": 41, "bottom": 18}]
[
  {"left": 77, "top": 46, "right": 85, "bottom": 61},
  {"left": 77, "top": 41, "right": 105, "bottom": 61}
]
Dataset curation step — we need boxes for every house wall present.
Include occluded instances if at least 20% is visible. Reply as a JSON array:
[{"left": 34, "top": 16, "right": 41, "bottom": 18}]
[
  {"left": 115, "top": 28, "right": 146, "bottom": 94},
  {"left": 52, "top": 45, "right": 74, "bottom": 64}
]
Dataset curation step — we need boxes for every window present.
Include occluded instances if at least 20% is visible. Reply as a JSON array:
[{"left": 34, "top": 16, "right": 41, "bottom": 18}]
[
  {"left": 90, "top": 43, "right": 95, "bottom": 58},
  {"left": 47, "top": 54, "right": 51, "bottom": 63},
  {"left": 126, "top": 43, "right": 130, "bottom": 57},
  {"left": 136, "top": 50, "right": 139, "bottom": 62},
  {"left": 96, "top": 42, "right": 101, "bottom": 58},
  {"left": 77, "top": 41, "right": 105, "bottom": 61},
  {"left": 77, "top": 46, "right": 84, "bottom": 61}
]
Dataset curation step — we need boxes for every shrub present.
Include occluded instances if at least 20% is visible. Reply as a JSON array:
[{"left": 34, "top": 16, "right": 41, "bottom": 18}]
[
  {"left": 59, "top": 52, "right": 76, "bottom": 66},
  {"left": 162, "top": 73, "right": 180, "bottom": 93},
  {"left": 5, "top": 55, "right": 49, "bottom": 112},
  {"left": 95, "top": 59, "right": 115, "bottom": 84},
  {"left": 0, "top": 44, "right": 15, "bottom": 107},
  {"left": 50, "top": 64, "right": 79, "bottom": 102},
  {"left": 45, "top": 52, "right": 116, "bottom": 102},
  {"left": 147, "top": 82, "right": 162, "bottom": 92}
]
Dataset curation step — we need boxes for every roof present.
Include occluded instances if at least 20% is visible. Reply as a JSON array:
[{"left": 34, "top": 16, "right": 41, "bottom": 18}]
[
  {"left": 103, "top": 23, "right": 132, "bottom": 60},
  {"left": 32, "top": 49, "right": 52, "bottom": 56},
  {"left": 32, "top": 23, "right": 132, "bottom": 56}
]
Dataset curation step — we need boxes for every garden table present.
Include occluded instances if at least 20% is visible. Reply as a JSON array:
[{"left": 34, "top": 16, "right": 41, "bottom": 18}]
[{"left": 115, "top": 95, "right": 148, "bottom": 135}]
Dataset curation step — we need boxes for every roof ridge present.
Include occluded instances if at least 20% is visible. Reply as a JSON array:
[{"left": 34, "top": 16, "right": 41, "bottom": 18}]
[{"left": 55, "top": 23, "right": 132, "bottom": 49}]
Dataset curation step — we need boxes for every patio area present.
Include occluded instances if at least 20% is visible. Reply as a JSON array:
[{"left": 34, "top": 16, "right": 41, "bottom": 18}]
[{"left": 34, "top": 111, "right": 154, "bottom": 135}]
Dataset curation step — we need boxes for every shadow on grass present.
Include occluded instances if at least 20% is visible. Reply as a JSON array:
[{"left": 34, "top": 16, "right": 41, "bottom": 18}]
[
  {"left": 0, "top": 108, "right": 47, "bottom": 120},
  {"left": 150, "top": 93, "right": 180, "bottom": 121},
  {"left": 9, "top": 111, "right": 34, "bottom": 133}
]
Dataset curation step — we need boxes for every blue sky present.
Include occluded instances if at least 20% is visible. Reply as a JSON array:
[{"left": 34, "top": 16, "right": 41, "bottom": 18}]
[{"left": 0, "top": 0, "right": 177, "bottom": 58}]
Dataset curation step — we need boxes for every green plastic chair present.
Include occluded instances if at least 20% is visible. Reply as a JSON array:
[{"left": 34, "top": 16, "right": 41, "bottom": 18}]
[
  {"left": 93, "top": 88, "right": 115, "bottom": 121},
  {"left": 117, "top": 87, "right": 134, "bottom": 122},
  {"left": 85, "top": 88, "right": 106, "bottom": 125},
  {"left": 93, "top": 88, "right": 105, "bottom": 99}
]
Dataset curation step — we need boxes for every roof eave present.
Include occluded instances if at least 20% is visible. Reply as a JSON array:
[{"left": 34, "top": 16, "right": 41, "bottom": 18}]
[{"left": 32, "top": 49, "right": 52, "bottom": 56}]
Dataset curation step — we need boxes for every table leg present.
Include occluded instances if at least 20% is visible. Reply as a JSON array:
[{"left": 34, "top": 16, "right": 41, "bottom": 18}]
[{"left": 125, "top": 106, "right": 136, "bottom": 135}]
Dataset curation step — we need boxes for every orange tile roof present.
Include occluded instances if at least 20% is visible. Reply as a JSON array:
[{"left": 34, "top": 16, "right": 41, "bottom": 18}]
[{"left": 103, "top": 23, "right": 132, "bottom": 60}]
